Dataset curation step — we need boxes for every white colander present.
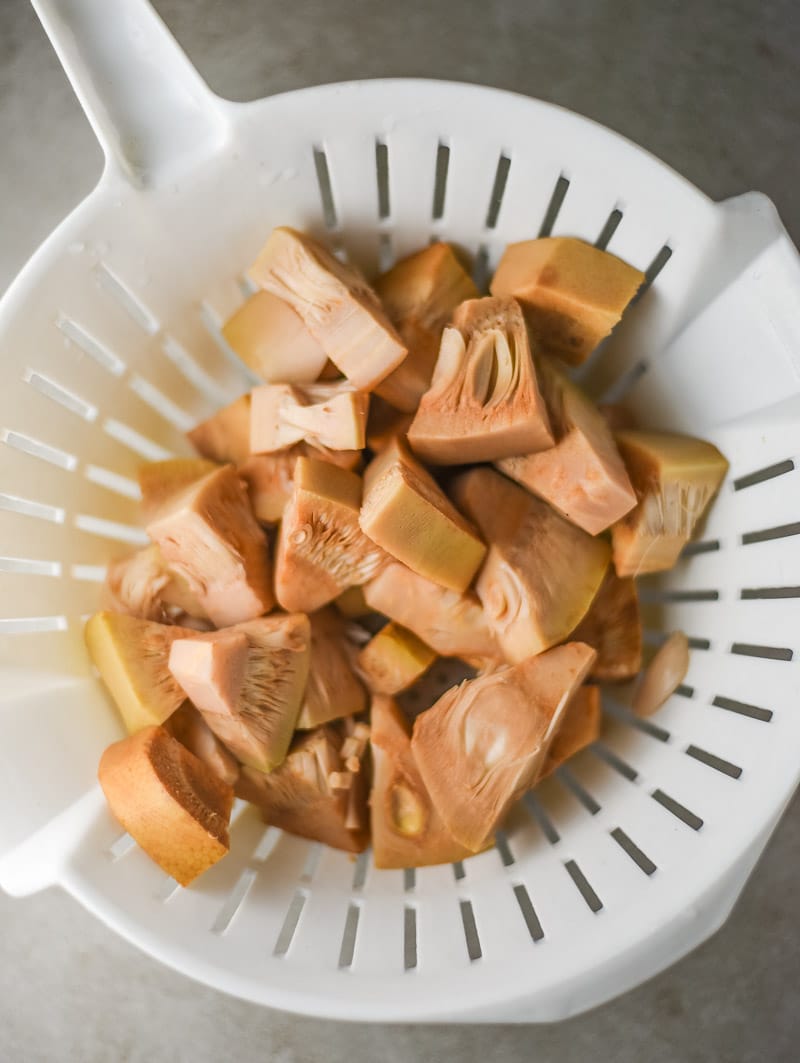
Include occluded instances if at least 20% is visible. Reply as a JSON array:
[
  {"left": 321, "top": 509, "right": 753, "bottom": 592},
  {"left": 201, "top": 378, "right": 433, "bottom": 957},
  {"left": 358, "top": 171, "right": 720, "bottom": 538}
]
[{"left": 2, "top": 0, "right": 800, "bottom": 1024}]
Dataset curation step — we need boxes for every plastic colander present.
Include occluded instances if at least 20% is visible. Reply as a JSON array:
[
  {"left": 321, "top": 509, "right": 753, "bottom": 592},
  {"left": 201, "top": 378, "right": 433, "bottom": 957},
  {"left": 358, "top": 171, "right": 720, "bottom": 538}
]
[{"left": 2, "top": 0, "right": 800, "bottom": 1024}]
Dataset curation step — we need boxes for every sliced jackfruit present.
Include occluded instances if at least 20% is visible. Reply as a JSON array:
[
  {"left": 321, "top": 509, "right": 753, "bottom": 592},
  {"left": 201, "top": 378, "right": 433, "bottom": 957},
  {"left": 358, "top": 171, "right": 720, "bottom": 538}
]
[
  {"left": 165, "top": 703, "right": 240, "bottom": 787},
  {"left": 137, "top": 458, "right": 220, "bottom": 525},
  {"left": 296, "top": 608, "right": 367, "bottom": 729},
  {"left": 275, "top": 456, "right": 386, "bottom": 613},
  {"left": 374, "top": 242, "right": 479, "bottom": 411},
  {"left": 571, "top": 569, "right": 642, "bottom": 682},
  {"left": 187, "top": 393, "right": 252, "bottom": 464},
  {"left": 451, "top": 467, "right": 609, "bottom": 663},
  {"left": 360, "top": 438, "right": 486, "bottom": 592},
  {"left": 98, "top": 725, "right": 234, "bottom": 886},
  {"left": 612, "top": 431, "right": 729, "bottom": 576},
  {"left": 411, "top": 642, "right": 596, "bottom": 850},
  {"left": 250, "top": 381, "right": 368, "bottom": 454},
  {"left": 251, "top": 226, "right": 407, "bottom": 390},
  {"left": 497, "top": 358, "right": 637, "bottom": 534},
  {"left": 490, "top": 236, "right": 645, "bottom": 365},
  {"left": 363, "top": 560, "right": 500, "bottom": 665},
  {"left": 633, "top": 630, "right": 689, "bottom": 717},
  {"left": 236, "top": 721, "right": 370, "bottom": 852},
  {"left": 101, "top": 544, "right": 204, "bottom": 623},
  {"left": 334, "top": 585, "right": 372, "bottom": 619},
  {"left": 222, "top": 289, "right": 328, "bottom": 383},
  {"left": 370, "top": 695, "right": 475, "bottom": 868},
  {"left": 357, "top": 623, "right": 436, "bottom": 695},
  {"left": 537, "top": 684, "right": 601, "bottom": 782},
  {"left": 238, "top": 442, "right": 361, "bottom": 524},
  {"left": 408, "top": 297, "right": 553, "bottom": 464},
  {"left": 146, "top": 464, "right": 274, "bottom": 627},
  {"left": 168, "top": 613, "right": 310, "bottom": 773},
  {"left": 85, "top": 611, "right": 198, "bottom": 733}
]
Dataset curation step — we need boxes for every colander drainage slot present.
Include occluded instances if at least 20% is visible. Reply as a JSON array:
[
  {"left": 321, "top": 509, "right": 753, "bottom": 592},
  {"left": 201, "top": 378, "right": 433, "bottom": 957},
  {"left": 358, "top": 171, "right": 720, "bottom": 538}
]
[
  {"left": 521, "top": 792, "right": 560, "bottom": 844},
  {"left": 299, "top": 842, "right": 323, "bottom": 884},
  {"left": 650, "top": 788, "right": 703, "bottom": 831},
  {"left": 741, "top": 585, "right": 800, "bottom": 600},
  {"left": 403, "top": 867, "right": 416, "bottom": 892},
  {"left": 431, "top": 141, "right": 450, "bottom": 220},
  {"left": 160, "top": 334, "right": 234, "bottom": 407},
  {"left": 0, "top": 616, "right": 67, "bottom": 634},
  {"left": 602, "top": 699, "right": 670, "bottom": 743},
  {"left": 108, "top": 832, "right": 136, "bottom": 859},
  {"left": 211, "top": 867, "right": 258, "bottom": 934},
  {"left": 103, "top": 418, "right": 173, "bottom": 462},
  {"left": 0, "top": 492, "right": 64, "bottom": 524},
  {"left": 556, "top": 766, "right": 601, "bottom": 815},
  {"left": 351, "top": 849, "right": 370, "bottom": 891},
  {"left": 742, "top": 521, "right": 800, "bottom": 546},
  {"left": 0, "top": 556, "right": 60, "bottom": 577},
  {"left": 375, "top": 140, "right": 390, "bottom": 220},
  {"left": 84, "top": 465, "right": 141, "bottom": 501},
  {"left": 338, "top": 902, "right": 361, "bottom": 969},
  {"left": 94, "top": 263, "right": 160, "bottom": 336},
  {"left": 591, "top": 742, "right": 639, "bottom": 782},
  {"left": 733, "top": 459, "right": 794, "bottom": 491},
  {"left": 682, "top": 539, "right": 721, "bottom": 557},
  {"left": 74, "top": 514, "right": 149, "bottom": 547},
  {"left": 564, "top": 859, "right": 602, "bottom": 913},
  {"left": 630, "top": 244, "right": 673, "bottom": 305},
  {"left": 594, "top": 208, "right": 623, "bottom": 251},
  {"left": 459, "top": 899, "right": 482, "bottom": 961},
  {"left": 57, "top": 316, "right": 126, "bottom": 377},
  {"left": 313, "top": 146, "right": 338, "bottom": 230},
  {"left": 639, "top": 588, "right": 719, "bottom": 603},
  {"left": 485, "top": 154, "right": 511, "bottom": 229},
  {"left": 711, "top": 695, "right": 772, "bottom": 723},
  {"left": 198, "top": 301, "right": 261, "bottom": 386},
  {"left": 472, "top": 245, "right": 491, "bottom": 292},
  {"left": 273, "top": 889, "right": 307, "bottom": 957},
  {"left": 2, "top": 429, "right": 77, "bottom": 471},
  {"left": 538, "top": 174, "right": 570, "bottom": 237},
  {"left": 23, "top": 370, "right": 97, "bottom": 422},
  {"left": 512, "top": 884, "right": 544, "bottom": 942},
  {"left": 494, "top": 830, "right": 515, "bottom": 867},
  {"left": 403, "top": 905, "right": 417, "bottom": 970},
  {"left": 610, "top": 828, "right": 657, "bottom": 876},
  {"left": 730, "top": 642, "right": 793, "bottom": 662},
  {"left": 452, "top": 861, "right": 466, "bottom": 881},
  {"left": 128, "top": 373, "right": 193, "bottom": 432},
  {"left": 685, "top": 745, "right": 742, "bottom": 779}
]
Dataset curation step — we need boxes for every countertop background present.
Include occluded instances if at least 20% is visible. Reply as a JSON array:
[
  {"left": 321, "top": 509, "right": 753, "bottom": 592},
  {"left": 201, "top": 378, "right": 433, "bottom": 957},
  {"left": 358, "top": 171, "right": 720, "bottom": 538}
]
[{"left": 1, "top": 1, "right": 798, "bottom": 1060}]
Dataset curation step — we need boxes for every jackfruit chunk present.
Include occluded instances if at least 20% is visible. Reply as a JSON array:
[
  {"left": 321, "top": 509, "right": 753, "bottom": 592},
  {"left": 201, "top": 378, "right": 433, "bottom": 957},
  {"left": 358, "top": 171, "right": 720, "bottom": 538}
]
[
  {"left": 236, "top": 721, "right": 370, "bottom": 852},
  {"left": 296, "top": 608, "right": 367, "bottom": 729},
  {"left": 571, "top": 570, "right": 642, "bottom": 682},
  {"left": 102, "top": 544, "right": 208, "bottom": 623},
  {"left": 490, "top": 237, "right": 645, "bottom": 366},
  {"left": 370, "top": 696, "right": 475, "bottom": 868},
  {"left": 188, "top": 394, "right": 252, "bottom": 464},
  {"left": 138, "top": 458, "right": 220, "bottom": 524},
  {"left": 98, "top": 725, "right": 234, "bottom": 886},
  {"left": 358, "top": 623, "right": 437, "bottom": 695},
  {"left": 497, "top": 359, "right": 637, "bottom": 534},
  {"left": 275, "top": 457, "right": 386, "bottom": 613},
  {"left": 408, "top": 297, "right": 553, "bottom": 464},
  {"left": 146, "top": 464, "right": 274, "bottom": 627},
  {"left": 537, "top": 685, "right": 601, "bottom": 782},
  {"left": 251, "top": 226, "right": 407, "bottom": 390},
  {"left": 250, "top": 381, "right": 368, "bottom": 454},
  {"left": 411, "top": 642, "right": 596, "bottom": 851},
  {"left": 165, "top": 703, "right": 240, "bottom": 787},
  {"left": 633, "top": 630, "right": 689, "bottom": 717},
  {"left": 222, "top": 289, "right": 328, "bottom": 383},
  {"left": 612, "top": 431, "right": 729, "bottom": 577},
  {"left": 168, "top": 614, "right": 310, "bottom": 773},
  {"left": 85, "top": 611, "right": 198, "bottom": 733},
  {"left": 363, "top": 561, "right": 500, "bottom": 664},
  {"left": 451, "top": 467, "right": 609, "bottom": 663},
  {"left": 360, "top": 438, "right": 486, "bottom": 592},
  {"left": 238, "top": 443, "right": 361, "bottom": 524},
  {"left": 334, "top": 585, "right": 372, "bottom": 619},
  {"left": 374, "top": 242, "right": 479, "bottom": 412}
]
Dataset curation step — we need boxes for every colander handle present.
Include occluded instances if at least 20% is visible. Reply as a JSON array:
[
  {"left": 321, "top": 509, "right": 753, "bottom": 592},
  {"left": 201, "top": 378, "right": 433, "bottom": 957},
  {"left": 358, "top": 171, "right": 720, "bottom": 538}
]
[{"left": 31, "top": 0, "right": 229, "bottom": 186}]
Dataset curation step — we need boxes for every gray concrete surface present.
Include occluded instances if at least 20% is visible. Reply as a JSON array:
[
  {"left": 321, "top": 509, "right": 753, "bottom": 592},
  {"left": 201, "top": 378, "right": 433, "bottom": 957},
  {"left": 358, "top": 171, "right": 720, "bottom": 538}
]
[{"left": 0, "top": 0, "right": 798, "bottom": 1059}]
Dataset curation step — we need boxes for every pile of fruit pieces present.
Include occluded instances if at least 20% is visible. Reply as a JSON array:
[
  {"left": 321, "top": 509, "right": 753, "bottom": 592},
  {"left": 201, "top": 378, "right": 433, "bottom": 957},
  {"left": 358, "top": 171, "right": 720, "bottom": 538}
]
[{"left": 88, "top": 227, "right": 728, "bottom": 887}]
